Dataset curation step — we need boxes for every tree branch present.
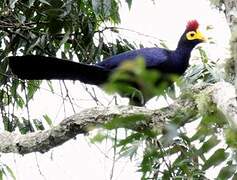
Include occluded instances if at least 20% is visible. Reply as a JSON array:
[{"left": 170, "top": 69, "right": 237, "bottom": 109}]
[
  {"left": 0, "top": 95, "right": 197, "bottom": 155},
  {"left": 223, "top": 0, "right": 237, "bottom": 87},
  {"left": 212, "top": 82, "right": 237, "bottom": 125},
  {"left": 0, "top": 82, "right": 235, "bottom": 155}
]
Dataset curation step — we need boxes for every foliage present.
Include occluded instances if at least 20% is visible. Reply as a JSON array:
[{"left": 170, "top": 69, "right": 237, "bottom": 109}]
[
  {"left": 104, "top": 57, "right": 177, "bottom": 106},
  {"left": 90, "top": 47, "right": 237, "bottom": 179},
  {"left": 92, "top": 105, "right": 230, "bottom": 179},
  {"left": 0, "top": 1, "right": 134, "bottom": 179},
  {"left": 0, "top": 0, "right": 134, "bottom": 133},
  {"left": 0, "top": 162, "right": 16, "bottom": 180},
  {"left": 0, "top": 0, "right": 235, "bottom": 180}
]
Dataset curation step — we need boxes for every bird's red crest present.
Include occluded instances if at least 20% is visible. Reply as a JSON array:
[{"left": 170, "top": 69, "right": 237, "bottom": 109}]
[{"left": 186, "top": 20, "right": 199, "bottom": 31}]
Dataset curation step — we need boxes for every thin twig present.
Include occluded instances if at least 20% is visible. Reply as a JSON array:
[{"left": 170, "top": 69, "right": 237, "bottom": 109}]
[
  {"left": 110, "top": 129, "right": 118, "bottom": 180},
  {"left": 59, "top": 81, "right": 67, "bottom": 116},
  {"left": 34, "top": 153, "right": 47, "bottom": 180},
  {"left": 62, "top": 80, "right": 76, "bottom": 114}
]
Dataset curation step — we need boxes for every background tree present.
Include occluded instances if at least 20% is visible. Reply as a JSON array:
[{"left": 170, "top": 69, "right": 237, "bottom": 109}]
[{"left": 0, "top": 0, "right": 236, "bottom": 179}]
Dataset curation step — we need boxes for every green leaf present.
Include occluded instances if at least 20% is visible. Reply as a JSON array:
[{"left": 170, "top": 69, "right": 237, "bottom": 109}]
[
  {"left": 199, "top": 135, "right": 220, "bottom": 154},
  {"left": 90, "top": 132, "right": 107, "bottom": 144},
  {"left": 15, "top": 94, "right": 25, "bottom": 109},
  {"left": 110, "top": 0, "right": 120, "bottom": 23},
  {"left": 0, "top": 169, "right": 6, "bottom": 180},
  {"left": 27, "top": 80, "right": 41, "bottom": 100},
  {"left": 4, "top": 165, "right": 16, "bottom": 180},
  {"left": 104, "top": 57, "right": 173, "bottom": 106},
  {"left": 0, "top": 169, "right": 3, "bottom": 180},
  {"left": 117, "top": 132, "right": 143, "bottom": 147},
  {"left": 23, "top": 118, "right": 34, "bottom": 133},
  {"left": 104, "top": 114, "right": 145, "bottom": 130},
  {"left": 225, "top": 128, "right": 237, "bottom": 148},
  {"left": 203, "top": 149, "right": 229, "bottom": 170},
  {"left": 218, "top": 164, "right": 236, "bottom": 179},
  {"left": 59, "top": 31, "right": 70, "bottom": 47},
  {"left": 140, "top": 147, "right": 159, "bottom": 174},
  {"left": 3, "top": 115, "right": 13, "bottom": 132},
  {"left": 197, "top": 47, "right": 208, "bottom": 63},
  {"left": 43, "top": 114, "right": 53, "bottom": 126},
  {"left": 202, "top": 112, "right": 226, "bottom": 126},
  {"left": 17, "top": 117, "right": 34, "bottom": 134},
  {"left": 33, "top": 119, "right": 45, "bottom": 130},
  {"left": 118, "top": 142, "right": 139, "bottom": 160},
  {"left": 0, "top": 58, "right": 8, "bottom": 85},
  {"left": 46, "top": 80, "right": 54, "bottom": 93},
  {"left": 126, "top": 0, "right": 133, "bottom": 9}
]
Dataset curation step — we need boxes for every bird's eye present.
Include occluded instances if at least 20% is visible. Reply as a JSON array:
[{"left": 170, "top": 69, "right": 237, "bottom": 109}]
[{"left": 186, "top": 31, "right": 200, "bottom": 40}]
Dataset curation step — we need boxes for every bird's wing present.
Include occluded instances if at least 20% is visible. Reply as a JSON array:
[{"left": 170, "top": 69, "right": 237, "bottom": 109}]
[
  {"left": 139, "top": 48, "right": 169, "bottom": 68},
  {"left": 97, "top": 48, "right": 169, "bottom": 70},
  {"left": 8, "top": 55, "right": 110, "bottom": 85}
]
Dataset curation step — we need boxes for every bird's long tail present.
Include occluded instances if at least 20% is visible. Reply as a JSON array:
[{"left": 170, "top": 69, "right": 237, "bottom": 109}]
[{"left": 8, "top": 55, "right": 110, "bottom": 85}]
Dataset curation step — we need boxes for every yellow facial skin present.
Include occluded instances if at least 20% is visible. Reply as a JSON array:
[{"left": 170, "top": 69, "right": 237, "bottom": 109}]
[{"left": 186, "top": 29, "right": 206, "bottom": 42}]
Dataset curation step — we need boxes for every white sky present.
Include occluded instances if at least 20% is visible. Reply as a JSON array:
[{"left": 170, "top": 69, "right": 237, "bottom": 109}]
[{"left": 1, "top": 0, "right": 231, "bottom": 180}]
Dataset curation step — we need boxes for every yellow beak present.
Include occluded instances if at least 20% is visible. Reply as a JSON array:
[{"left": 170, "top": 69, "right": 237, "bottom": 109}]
[{"left": 196, "top": 29, "right": 207, "bottom": 42}]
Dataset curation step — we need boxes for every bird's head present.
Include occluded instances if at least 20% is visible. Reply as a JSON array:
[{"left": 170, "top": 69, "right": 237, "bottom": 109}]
[{"left": 178, "top": 20, "right": 206, "bottom": 49}]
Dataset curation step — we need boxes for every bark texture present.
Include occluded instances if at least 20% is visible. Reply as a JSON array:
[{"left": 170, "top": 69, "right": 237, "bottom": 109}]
[
  {"left": 0, "top": 98, "right": 197, "bottom": 154},
  {"left": 223, "top": 0, "right": 237, "bottom": 87},
  {"left": 0, "top": 82, "right": 235, "bottom": 155},
  {"left": 212, "top": 82, "right": 237, "bottom": 125}
]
